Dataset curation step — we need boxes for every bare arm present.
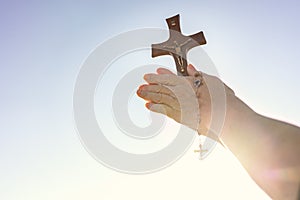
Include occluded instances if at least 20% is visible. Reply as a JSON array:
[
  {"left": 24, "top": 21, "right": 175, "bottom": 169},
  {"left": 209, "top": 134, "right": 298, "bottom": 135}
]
[
  {"left": 222, "top": 91, "right": 300, "bottom": 199},
  {"left": 137, "top": 64, "right": 300, "bottom": 199}
]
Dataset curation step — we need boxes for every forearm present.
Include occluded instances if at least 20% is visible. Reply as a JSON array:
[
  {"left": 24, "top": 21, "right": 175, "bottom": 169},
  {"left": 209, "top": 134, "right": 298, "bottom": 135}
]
[{"left": 221, "top": 95, "right": 300, "bottom": 199}]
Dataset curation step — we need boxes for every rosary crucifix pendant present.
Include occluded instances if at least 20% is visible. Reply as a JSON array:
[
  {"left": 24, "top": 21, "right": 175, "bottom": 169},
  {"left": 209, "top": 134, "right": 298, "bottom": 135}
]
[{"left": 194, "top": 139, "right": 208, "bottom": 160}]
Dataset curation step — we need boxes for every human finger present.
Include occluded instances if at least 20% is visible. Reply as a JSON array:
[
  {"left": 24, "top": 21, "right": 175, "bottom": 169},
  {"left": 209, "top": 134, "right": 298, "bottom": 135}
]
[
  {"left": 143, "top": 73, "right": 180, "bottom": 86},
  {"left": 187, "top": 64, "right": 199, "bottom": 76},
  {"left": 145, "top": 103, "right": 179, "bottom": 121},
  {"left": 138, "top": 84, "right": 175, "bottom": 97},
  {"left": 156, "top": 68, "right": 175, "bottom": 75},
  {"left": 137, "top": 90, "right": 179, "bottom": 109}
]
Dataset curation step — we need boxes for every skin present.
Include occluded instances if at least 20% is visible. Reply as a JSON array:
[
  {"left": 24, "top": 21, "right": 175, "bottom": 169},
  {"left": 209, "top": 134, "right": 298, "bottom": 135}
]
[{"left": 136, "top": 64, "right": 300, "bottom": 200}]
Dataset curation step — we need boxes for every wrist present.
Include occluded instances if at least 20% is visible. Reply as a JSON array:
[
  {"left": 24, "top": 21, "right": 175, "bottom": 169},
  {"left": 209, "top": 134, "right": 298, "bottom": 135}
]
[{"left": 220, "top": 94, "right": 258, "bottom": 145}]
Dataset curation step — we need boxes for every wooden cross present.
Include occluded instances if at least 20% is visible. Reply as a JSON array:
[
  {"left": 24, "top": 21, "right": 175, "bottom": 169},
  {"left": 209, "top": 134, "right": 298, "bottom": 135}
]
[{"left": 151, "top": 14, "right": 207, "bottom": 76}]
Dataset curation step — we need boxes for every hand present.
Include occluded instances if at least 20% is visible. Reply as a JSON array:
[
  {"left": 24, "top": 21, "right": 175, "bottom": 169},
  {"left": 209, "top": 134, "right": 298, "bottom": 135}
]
[{"left": 137, "top": 64, "right": 235, "bottom": 138}]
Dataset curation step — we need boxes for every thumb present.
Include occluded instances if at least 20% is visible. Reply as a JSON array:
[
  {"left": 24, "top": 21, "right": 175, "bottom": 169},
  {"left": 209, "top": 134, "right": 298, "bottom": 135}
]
[{"left": 187, "top": 64, "right": 198, "bottom": 76}]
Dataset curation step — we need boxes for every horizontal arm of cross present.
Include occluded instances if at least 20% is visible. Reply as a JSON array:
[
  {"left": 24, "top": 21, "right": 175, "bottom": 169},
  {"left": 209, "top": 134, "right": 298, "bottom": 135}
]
[
  {"left": 187, "top": 31, "right": 207, "bottom": 51},
  {"left": 151, "top": 42, "right": 171, "bottom": 58}
]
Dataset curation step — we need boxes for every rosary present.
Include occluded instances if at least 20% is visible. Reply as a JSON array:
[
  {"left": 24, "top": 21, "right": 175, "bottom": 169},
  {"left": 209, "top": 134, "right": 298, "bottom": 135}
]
[{"left": 151, "top": 14, "right": 208, "bottom": 159}]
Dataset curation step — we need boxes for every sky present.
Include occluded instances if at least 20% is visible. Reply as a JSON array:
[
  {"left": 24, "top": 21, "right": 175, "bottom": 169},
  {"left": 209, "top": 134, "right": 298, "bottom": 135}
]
[{"left": 1, "top": 0, "right": 300, "bottom": 199}]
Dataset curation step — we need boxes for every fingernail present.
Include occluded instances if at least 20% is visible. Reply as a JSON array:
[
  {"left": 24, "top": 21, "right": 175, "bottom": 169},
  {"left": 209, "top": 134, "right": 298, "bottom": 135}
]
[
  {"left": 137, "top": 89, "right": 145, "bottom": 96},
  {"left": 138, "top": 85, "right": 144, "bottom": 90},
  {"left": 137, "top": 88, "right": 141, "bottom": 95},
  {"left": 143, "top": 74, "right": 149, "bottom": 80},
  {"left": 145, "top": 102, "right": 153, "bottom": 109},
  {"left": 156, "top": 68, "right": 164, "bottom": 73}
]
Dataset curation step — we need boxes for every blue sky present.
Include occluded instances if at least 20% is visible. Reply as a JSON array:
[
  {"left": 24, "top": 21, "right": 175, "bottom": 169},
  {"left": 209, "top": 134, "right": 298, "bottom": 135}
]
[{"left": 1, "top": 0, "right": 300, "bottom": 199}]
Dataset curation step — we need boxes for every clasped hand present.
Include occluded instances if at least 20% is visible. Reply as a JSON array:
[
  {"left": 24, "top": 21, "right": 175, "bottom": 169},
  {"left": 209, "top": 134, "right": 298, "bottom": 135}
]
[{"left": 137, "top": 64, "right": 234, "bottom": 137}]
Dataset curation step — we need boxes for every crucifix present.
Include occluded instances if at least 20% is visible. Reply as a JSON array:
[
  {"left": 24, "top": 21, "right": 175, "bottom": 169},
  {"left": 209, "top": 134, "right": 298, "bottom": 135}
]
[{"left": 151, "top": 14, "right": 207, "bottom": 76}]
